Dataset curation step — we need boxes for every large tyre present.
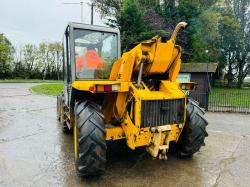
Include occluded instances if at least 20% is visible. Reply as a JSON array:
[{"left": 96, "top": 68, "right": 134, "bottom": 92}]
[
  {"left": 176, "top": 99, "right": 208, "bottom": 157},
  {"left": 74, "top": 100, "right": 106, "bottom": 177}
]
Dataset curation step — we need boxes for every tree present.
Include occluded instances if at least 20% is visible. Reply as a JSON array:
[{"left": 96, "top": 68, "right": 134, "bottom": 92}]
[
  {"left": 228, "top": 0, "right": 250, "bottom": 88},
  {"left": 186, "top": 9, "right": 221, "bottom": 63},
  {"left": 23, "top": 44, "right": 37, "bottom": 78},
  {"left": 218, "top": 13, "right": 241, "bottom": 87},
  {"left": 92, "top": 0, "right": 121, "bottom": 18},
  {"left": 92, "top": 0, "right": 160, "bottom": 17},
  {"left": 155, "top": 0, "right": 222, "bottom": 62},
  {"left": 116, "top": 0, "right": 146, "bottom": 50},
  {"left": 93, "top": 0, "right": 168, "bottom": 51},
  {"left": 52, "top": 42, "right": 63, "bottom": 80},
  {"left": 0, "top": 34, "right": 14, "bottom": 79},
  {"left": 93, "top": 0, "right": 146, "bottom": 51},
  {"left": 47, "top": 42, "right": 63, "bottom": 80}
]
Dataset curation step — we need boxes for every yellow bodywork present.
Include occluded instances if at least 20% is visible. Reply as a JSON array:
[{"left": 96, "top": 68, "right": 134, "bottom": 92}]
[{"left": 72, "top": 22, "right": 188, "bottom": 159}]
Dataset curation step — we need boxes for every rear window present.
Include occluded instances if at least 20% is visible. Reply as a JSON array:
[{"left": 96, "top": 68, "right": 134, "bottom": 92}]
[{"left": 74, "top": 29, "right": 118, "bottom": 79}]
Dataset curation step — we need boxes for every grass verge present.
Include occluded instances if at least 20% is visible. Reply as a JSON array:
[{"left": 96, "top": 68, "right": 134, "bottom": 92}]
[
  {"left": 0, "top": 79, "right": 62, "bottom": 83},
  {"left": 31, "top": 84, "right": 63, "bottom": 96}
]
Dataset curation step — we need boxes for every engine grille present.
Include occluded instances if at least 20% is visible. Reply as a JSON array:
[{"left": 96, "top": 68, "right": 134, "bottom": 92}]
[{"left": 140, "top": 99, "right": 185, "bottom": 127}]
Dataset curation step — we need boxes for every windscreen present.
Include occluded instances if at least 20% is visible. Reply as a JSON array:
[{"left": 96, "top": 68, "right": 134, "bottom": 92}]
[{"left": 74, "top": 29, "right": 118, "bottom": 79}]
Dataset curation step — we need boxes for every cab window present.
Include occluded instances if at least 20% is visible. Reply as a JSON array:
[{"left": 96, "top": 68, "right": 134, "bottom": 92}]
[{"left": 74, "top": 29, "right": 118, "bottom": 79}]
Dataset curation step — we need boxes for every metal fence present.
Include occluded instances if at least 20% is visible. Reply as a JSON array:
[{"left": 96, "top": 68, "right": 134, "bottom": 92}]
[{"left": 190, "top": 91, "right": 250, "bottom": 114}]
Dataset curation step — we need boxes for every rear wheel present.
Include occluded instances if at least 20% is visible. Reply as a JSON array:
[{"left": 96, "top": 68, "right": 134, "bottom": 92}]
[
  {"left": 57, "top": 94, "right": 71, "bottom": 133},
  {"left": 74, "top": 100, "right": 106, "bottom": 177},
  {"left": 176, "top": 99, "right": 208, "bottom": 157}
]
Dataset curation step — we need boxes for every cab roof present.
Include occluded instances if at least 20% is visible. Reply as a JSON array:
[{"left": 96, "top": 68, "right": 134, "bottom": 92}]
[{"left": 67, "top": 22, "right": 120, "bottom": 34}]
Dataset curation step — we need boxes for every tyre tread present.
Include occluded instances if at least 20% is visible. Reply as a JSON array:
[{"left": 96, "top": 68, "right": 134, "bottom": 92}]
[
  {"left": 177, "top": 99, "right": 208, "bottom": 157},
  {"left": 75, "top": 100, "right": 106, "bottom": 177}
]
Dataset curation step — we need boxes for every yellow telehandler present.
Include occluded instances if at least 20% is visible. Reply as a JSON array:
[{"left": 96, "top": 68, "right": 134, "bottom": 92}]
[{"left": 57, "top": 22, "right": 208, "bottom": 176}]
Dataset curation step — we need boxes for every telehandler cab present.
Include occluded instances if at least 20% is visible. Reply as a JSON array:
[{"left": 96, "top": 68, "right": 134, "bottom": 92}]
[{"left": 57, "top": 22, "right": 208, "bottom": 176}]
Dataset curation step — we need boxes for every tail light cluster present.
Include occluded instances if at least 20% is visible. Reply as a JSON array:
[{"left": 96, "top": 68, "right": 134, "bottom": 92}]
[{"left": 89, "top": 84, "right": 119, "bottom": 92}]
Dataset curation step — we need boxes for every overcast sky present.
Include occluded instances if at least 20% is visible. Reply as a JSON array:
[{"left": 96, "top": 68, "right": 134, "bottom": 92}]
[{"left": 0, "top": 0, "right": 105, "bottom": 47}]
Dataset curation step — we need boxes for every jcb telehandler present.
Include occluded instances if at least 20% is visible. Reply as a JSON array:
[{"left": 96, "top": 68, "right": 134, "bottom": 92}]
[{"left": 57, "top": 22, "right": 208, "bottom": 176}]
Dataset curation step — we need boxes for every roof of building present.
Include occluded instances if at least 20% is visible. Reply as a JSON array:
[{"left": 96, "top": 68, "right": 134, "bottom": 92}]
[{"left": 181, "top": 63, "right": 218, "bottom": 73}]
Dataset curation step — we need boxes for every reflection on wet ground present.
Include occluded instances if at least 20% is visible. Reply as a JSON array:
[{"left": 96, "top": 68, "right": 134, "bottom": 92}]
[{"left": 0, "top": 83, "right": 250, "bottom": 187}]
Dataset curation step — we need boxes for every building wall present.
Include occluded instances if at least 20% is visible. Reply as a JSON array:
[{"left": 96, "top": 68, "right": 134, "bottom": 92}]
[
  {"left": 190, "top": 73, "right": 209, "bottom": 92},
  {"left": 189, "top": 73, "right": 209, "bottom": 110}
]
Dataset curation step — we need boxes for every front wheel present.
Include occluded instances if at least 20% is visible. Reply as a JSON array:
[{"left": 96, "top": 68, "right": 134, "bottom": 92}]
[
  {"left": 175, "top": 99, "right": 208, "bottom": 157},
  {"left": 74, "top": 100, "right": 107, "bottom": 177}
]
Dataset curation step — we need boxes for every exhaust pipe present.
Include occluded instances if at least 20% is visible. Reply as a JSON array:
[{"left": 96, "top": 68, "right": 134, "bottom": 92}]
[{"left": 170, "top": 22, "right": 188, "bottom": 42}]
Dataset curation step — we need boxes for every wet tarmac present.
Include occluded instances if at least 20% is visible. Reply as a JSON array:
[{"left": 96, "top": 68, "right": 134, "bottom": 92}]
[{"left": 0, "top": 83, "right": 250, "bottom": 187}]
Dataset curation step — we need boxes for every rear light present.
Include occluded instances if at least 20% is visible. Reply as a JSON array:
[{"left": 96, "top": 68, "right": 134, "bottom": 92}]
[
  {"left": 180, "top": 82, "right": 197, "bottom": 91},
  {"left": 96, "top": 85, "right": 104, "bottom": 92},
  {"left": 95, "top": 84, "right": 120, "bottom": 92},
  {"left": 112, "top": 84, "right": 119, "bottom": 91},
  {"left": 104, "top": 85, "right": 112, "bottom": 92},
  {"left": 89, "top": 86, "right": 95, "bottom": 92}
]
